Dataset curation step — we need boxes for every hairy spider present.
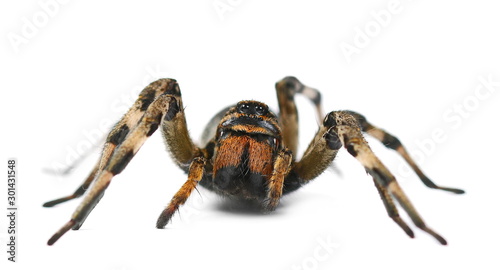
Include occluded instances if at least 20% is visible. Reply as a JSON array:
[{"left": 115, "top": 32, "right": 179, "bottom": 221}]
[{"left": 45, "top": 76, "right": 464, "bottom": 246}]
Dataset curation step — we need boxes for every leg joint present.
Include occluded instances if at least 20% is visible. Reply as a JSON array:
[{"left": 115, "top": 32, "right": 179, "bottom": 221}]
[
  {"left": 381, "top": 133, "right": 402, "bottom": 150},
  {"left": 163, "top": 95, "right": 181, "bottom": 121}
]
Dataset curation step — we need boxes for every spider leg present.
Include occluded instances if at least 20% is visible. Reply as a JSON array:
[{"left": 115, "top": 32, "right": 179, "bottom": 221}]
[
  {"left": 372, "top": 176, "right": 414, "bottom": 238},
  {"left": 42, "top": 135, "right": 103, "bottom": 176},
  {"left": 43, "top": 162, "right": 98, "bottom": 207},
  {"left": 43, "top": 79, "right": 179, "bottom": 207},
  {"left": 289, "top": 119, "right": 342, "bottom": 184},
  {"left": 156, "top": 157, "right": 206, "bottom": 228},
  {"left": 156, "top": 89, "right": 219, "bottom": 227},
  {"left": 347, "top": 111, "right": 464, "bottom": 194},
  {"left": 275, "top": 76, "right": 324, "bottom": 157},
  {"left": 326, "top": 111, "right": 447, "bottom": 245},
  {"left": 279, "top": 112, "right": 343, "bottom": 196},
  {"left": 262, "top": 149, "right": 293, "bottom": 211},
  {"left": 47, "top": 80, "right": 182, "bottom": 245}
]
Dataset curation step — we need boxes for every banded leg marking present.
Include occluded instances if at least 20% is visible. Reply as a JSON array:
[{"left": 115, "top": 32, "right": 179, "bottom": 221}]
[
  {"left": 372, "top": 177, "right": 414, "bottom": 238},
  {"left": 347, "top": 111, "right": 464, "bottom": 194},
  {"left": 275, "top": 76, "right": 324, "bottom": 157},
  {"left": 327, "top": 111, "right": 448, "bottom": 245},
  {"left": 43, "top": 79, "right": 180, "bottom": 208},
  {"left": 47, "top": 93, "right": 179, "bottom": 245}
]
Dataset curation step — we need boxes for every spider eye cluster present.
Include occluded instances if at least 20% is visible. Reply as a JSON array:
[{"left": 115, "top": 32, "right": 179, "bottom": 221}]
[{"left": 237, "top": 101, "right": 269, "bottom": 116}]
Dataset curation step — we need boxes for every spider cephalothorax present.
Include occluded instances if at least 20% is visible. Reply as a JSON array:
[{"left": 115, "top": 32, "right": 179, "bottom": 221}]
[
  {"left": 44, "top": 76, "right": 464, "bottom": 246},
  {"left": 210, "top": 101, "right": 283, "bottom": 200}
]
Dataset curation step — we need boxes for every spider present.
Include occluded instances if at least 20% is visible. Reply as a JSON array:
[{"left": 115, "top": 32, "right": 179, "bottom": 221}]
[{"left": 45, "top": 76, "right": 464, "bottom": 246}]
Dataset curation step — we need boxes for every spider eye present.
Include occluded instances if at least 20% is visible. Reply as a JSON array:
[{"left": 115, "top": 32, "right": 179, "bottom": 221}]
[
  {"left": 236, "top": 102, "right": 268, "bottom": 116},
  {"left": 237, "top": 103, "right": 251, "bottom": 114},
  {"left": 255, "top": 105, "right": 267, "bottom": 115}
]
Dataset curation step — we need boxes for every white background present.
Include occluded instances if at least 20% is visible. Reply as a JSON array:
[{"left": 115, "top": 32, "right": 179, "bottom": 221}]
[{"left": 1, "top": 1, "right": 499, "bottom": 269}]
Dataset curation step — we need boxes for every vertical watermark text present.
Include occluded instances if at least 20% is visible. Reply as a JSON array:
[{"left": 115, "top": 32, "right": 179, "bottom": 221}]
[{"left": 6, "top": 159, "right": 17, "bottom": 262}]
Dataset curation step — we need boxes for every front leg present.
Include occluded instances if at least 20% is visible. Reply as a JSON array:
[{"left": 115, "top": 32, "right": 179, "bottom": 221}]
[
  {"left": 325, "top": 111, "right": 448, "bottom": 245},
  {"left": 287, "top": 113, "right": 343, "bottom": 186},
  {"left": 43, "top": 79, "right": 178, "bottom": 207},
  {"left": 346, "top": 110, "right": 464, "bottom": 194},
  {"left": 156, "top": 157, "right": 206, "bottom": 228},
  {"left": 47, "top": 79, "right": 187, "bottom": 245}
]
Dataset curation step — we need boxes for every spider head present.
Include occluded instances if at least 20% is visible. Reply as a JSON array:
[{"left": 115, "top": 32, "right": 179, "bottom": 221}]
[
  {"left": 217, "top": 100, "right": 281, "bottom": 139},
  {"left": 212, "top": 101, "right": 283, "bottom": 199}
]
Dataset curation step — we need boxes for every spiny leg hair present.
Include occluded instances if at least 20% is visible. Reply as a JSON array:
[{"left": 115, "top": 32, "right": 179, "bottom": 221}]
[
  {"left": 156, "top": 157, "right": 206, "bottom": 229},
  {"left": 263, "top": 149, "right": 293, "bottom": 212}
]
